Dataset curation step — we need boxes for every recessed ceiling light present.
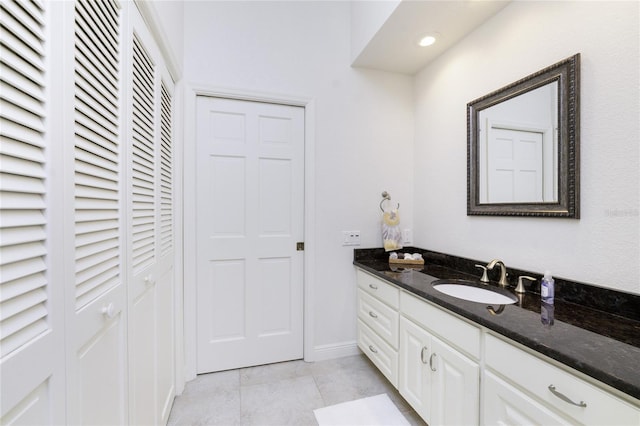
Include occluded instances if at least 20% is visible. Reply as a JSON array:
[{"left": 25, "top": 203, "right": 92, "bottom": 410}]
[{"left": 418, "top": 34, "right": 437, "bottom": 47}]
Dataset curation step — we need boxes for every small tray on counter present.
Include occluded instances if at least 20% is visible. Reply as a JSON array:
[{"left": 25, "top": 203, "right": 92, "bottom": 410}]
[{"left": 388, "top": 258, "right": 425, "bottom": 265}]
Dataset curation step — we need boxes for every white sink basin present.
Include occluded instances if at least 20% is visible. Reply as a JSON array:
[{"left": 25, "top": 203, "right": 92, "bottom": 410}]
[{"left": 432, "top": 280, "right": 517, "bottom": 305}]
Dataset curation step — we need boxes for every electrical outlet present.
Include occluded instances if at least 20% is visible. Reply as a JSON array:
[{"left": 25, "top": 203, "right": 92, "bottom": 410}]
[
  {"left": 402, "top": 228, "right": 413, "bottom": 244},
  {"left": 342, "top": 231, "right": 361, "bottom": 246}
]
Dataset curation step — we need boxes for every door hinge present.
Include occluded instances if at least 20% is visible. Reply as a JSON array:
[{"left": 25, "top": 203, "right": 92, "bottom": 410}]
[{"left": 296, "top": 242, "right": 305, "bottom": 251}]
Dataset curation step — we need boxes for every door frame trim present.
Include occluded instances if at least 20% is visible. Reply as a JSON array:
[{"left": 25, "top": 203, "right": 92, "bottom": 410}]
[{"left": 183, "top": 84, "right": 316, "bottom": 381}]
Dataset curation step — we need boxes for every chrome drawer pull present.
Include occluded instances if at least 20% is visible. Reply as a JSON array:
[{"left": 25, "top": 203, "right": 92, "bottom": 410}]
[
  {"left": 369, "top": 284, "right": 378, "bottom": 290},
  {"left": 421, "top": 346, "right": 428, "bottom": 364},
  {"left": 368, "top": 345, "right": 378, "bottom": 354},
  {"left": 369, "top": 311, "right": 378, "bottom": 318},
  {"left": 548, "top": 385, "right": 587, "bottom": 407},
  {"left": 429, "top": 353, "right": 437, "bottom": 372}
]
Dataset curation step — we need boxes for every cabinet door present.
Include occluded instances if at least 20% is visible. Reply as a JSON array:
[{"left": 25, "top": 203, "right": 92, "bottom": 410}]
[
  {"left": 430, "top": 335, "right": 480, "bottom": 426},
  {"left": 399, "top": 317, "right": 432, "bottom": 423},
  {"left": 483, "top": 371, "right": 569, "bottom": 425}
]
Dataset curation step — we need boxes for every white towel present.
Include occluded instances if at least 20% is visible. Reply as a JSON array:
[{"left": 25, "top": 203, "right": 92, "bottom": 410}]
[
  {"left": 314, "top": 394, "right": 410, "bottom": 426},
  {"left": 382, "top": 209, "right": 402, "bottom": 252}
]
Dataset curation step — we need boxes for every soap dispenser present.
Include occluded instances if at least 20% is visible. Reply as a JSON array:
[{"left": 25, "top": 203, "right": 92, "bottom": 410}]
[{"left": 541, "top": 271, "right": 555, "bottom": 304}]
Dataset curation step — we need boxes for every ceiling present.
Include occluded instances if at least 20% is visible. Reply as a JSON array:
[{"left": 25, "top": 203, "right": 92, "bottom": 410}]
[{"left": 351, "top": 0, "right": 511, "bottom": 75}]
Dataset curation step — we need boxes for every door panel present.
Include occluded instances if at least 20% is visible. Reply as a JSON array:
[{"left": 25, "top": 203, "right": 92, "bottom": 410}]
[
  {"left": 487, "top": 127, "right": 544, "bottom": 203},
  {"left": 127, "top": 7, "right": 175, "bottom": 425},
  {"left": 67, "top": 0, "right": 127, "bottom": 423},
  {"left": 0, "top": 1, "right": 62, "bottom": 423},
  {"left": 196, "top": 97, "right": 304, "bottom": 373},
  {"left": 76, "top": 311, "right": 127, "bottom": 425}
]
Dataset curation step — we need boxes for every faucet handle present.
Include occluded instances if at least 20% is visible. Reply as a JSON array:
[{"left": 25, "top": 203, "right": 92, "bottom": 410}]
[
  {"left": 515, "top": 275, "right": 536, "bottom": 294},
  {"left": 475, "top": 264, "right": 489, "bottom": 283}
]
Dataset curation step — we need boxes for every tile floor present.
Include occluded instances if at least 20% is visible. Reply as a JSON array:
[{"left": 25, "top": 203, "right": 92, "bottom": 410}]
[{"left": 168, "top": 354, "right": 427, "bottom": 425}]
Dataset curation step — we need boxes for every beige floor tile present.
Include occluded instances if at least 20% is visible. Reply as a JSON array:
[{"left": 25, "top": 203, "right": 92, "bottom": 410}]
[
  {"left": 240, "top": 359, "right": 314, "bottom": 387},
  {"left": 168, "top": 388, "right": 241, "bottom": 426},
  {"left": 168, "top": 353, "right": 425, "bottom": 426},
  {"left": 240, "top": 375, "right": 323, "bottom": 425}
]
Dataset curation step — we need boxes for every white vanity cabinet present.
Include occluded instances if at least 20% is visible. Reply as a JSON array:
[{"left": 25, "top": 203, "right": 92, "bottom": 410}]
[
  {"left": 483, "top": 334, "right": 640, "bottom": 426},
  {"left": 399, "top": 292, "right": 480, "bottom": 425},
  {"left": 354, "top": 268, "right": 640, "bottom": 426},
  {"left": 356, "top": 270, "right": 400, "bottom": 387}
]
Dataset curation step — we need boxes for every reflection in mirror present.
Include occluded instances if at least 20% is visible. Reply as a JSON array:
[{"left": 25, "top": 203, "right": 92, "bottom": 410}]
[
  {"left": 478, "top": 81, "right": 558, "bottom": 203},
  {"left": 468, "top": 54, "right": 580, "bottom": 218}
]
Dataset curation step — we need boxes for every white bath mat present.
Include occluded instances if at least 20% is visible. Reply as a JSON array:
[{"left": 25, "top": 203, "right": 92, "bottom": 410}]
[{"left": 313, "top": 393, "right": 410, "bottom": 426}]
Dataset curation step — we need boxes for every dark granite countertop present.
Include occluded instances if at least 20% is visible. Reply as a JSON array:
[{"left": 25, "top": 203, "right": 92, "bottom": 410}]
[{"left": 353, "top": 248, "right": 640, "bottom": 402}]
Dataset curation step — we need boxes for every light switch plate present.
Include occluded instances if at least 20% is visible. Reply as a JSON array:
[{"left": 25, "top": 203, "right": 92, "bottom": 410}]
[{"left": 342, "top": 231, "right": 361, "bottom": 246}]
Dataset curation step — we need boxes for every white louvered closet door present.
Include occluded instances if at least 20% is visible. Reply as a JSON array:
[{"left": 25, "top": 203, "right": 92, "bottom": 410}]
[
  {"left": 0, "top": 1, "right": 64, "bottom": 423},
  {"left": 65, "top": 0, "right": 128, "bottom": 424},
  {"left": 127, "top": 6, "right": 175, "bottom": 425}
]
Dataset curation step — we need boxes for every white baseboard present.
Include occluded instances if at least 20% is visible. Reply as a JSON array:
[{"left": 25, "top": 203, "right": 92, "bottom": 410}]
[{"left": 306, "top": 341, "right": 361, "bottom": 362}]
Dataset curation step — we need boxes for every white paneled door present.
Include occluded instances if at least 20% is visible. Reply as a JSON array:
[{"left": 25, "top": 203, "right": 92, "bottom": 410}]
[
  {"left": 486, "top": 127, "right": 544, "bottom": 203},
  {"left": 196, "top": 97, "right": 304, "bottom": 373}
]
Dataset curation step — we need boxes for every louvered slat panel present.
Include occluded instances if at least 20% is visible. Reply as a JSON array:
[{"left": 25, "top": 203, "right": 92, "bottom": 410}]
[
  {"left": 0, "top": 305, "right": 48, "bottom": 357},
  {"left": 0, "top": 287, "right": 47, "bottom": 321},
  {"left": 1, "top": 76, "right": 46, "bottom": 116},
  {"left": 131, "top": 34, "right": 155, "bottom": 273},
  {"left": 0, "top": 265, "right": 46, "bottom": 302},
  {"left": 0, "top": 225, "right": 46, "bottom": 248},
  {"left": 0, "top": 153, "right": 46, "bottom": 179},
  {"left": 0, "top": 117, "right": 44, "bottom": 149},
  {"left": 0, "top": 135, "right": 45, "bottom": 162},
  {"left": 73, "top": 0, "right": 121, "bottom": 309},
  {"left": 0, "top": 0, "right": 48, "bottom": 359},
  {"left": 0, "top": 174, "right": 44, "bottom": 194},
  {"left": 74, "top": 0, "right": 118, "bottom": 90},
  {"left": 160, "top": 82, "right": 173, "bottom": 256},
  {"left": 0, "top": 241, "right": 46, "bottom": 267},
  {"left": 0, "top": 210, "right": 45, "bottom": 229},
  {"left": 75, "top": 135, "right": 118, "bottom": 167}
]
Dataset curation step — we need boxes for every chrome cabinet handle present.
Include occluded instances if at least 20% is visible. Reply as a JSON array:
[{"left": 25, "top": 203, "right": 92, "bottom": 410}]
[
  {"left": 368, "top": 345, "right": 378, "bottom": 354},
  {"left": 369, "top": 284, "right": 378, "bottom": 290},
  {"left": 420, "top": 346, "right": 428, "bottom": 364},
  {"left": 429, "top": 353, "right": 437, "bottom": 371},
  {"left": 548, "top": 385, "right": 587, "bottom": 407},
  {"left": 369, "top": 311, "right": 378, "bottom": 318}
]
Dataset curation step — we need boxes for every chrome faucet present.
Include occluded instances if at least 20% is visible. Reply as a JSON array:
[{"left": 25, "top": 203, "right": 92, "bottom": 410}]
[{"left": 486, "top": 259, "right": 508, "bottom": 286}]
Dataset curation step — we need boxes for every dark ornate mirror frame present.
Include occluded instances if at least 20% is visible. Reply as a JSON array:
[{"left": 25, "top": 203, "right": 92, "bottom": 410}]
[{"left": 467, "top": 53, "right": 580, "bottom": 218}]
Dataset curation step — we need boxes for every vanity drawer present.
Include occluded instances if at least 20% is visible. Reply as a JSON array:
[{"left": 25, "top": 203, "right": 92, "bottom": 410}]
[
  {"left": 400, "top": 291, "right": 480, "bottom": 359},
  {"left": 358, "top": 289, "right": 399, "bottom": 349},
  {"left": 485, "top": 334, "right": 640, "bottom": 425},
  {"left": 356, "top": 269, "right": 399, "bottom": 309},
  {"left": 358, "top": 318, "right": 398, "bottom": 388}
]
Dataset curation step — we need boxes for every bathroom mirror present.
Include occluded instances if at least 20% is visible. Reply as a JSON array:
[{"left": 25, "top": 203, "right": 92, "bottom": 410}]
[{"left": 467, "top": 54, "right": 580, "bottom": 218}]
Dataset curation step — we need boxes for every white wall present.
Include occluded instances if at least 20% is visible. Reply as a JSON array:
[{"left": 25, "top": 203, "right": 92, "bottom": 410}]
[
  {"left": 414, "top": 1, "right": 639, "bottom": 294},
  {"left": 143, "top": 0, "right": 184, "bottom": 76},
  {"left": 183, "top": 1, "right": 414, "bottom": 357},
  {"left": 350, "top": 0, "right": 401, "bottom": 62}
]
